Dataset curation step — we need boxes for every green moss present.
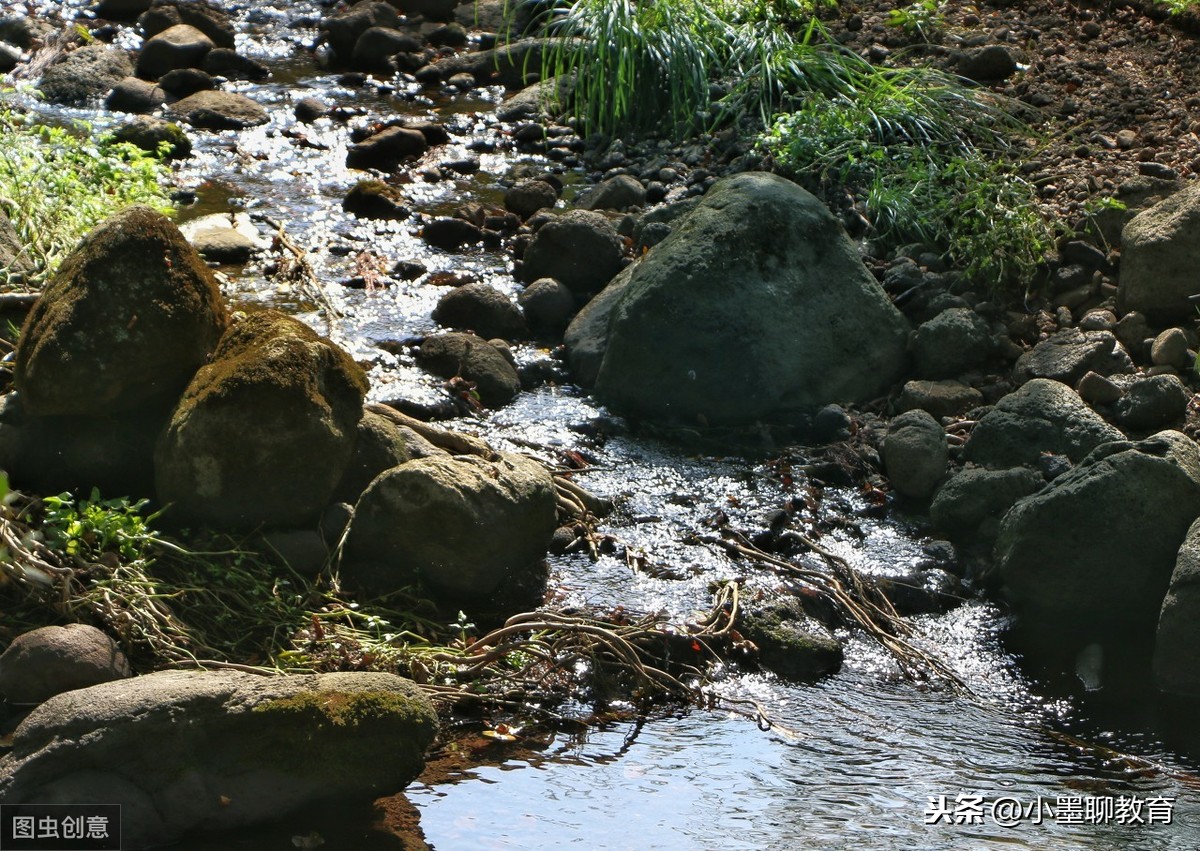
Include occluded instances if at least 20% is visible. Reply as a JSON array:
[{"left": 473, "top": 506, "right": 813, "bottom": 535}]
[{"left": 254, "top": 689, "right": 433, "bottom": 729}]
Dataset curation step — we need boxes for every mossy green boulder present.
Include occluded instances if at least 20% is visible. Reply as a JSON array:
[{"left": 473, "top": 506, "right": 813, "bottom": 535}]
[
  {"left": 567, "top": 171, "right": 910, "bottom": 426},
  {"left": 155, "top": 310, "right": 369, "bottom": 528},
  {"left": 0, "top": 670, "right": 437, "bottom": 849},
  {"left": 15, "top": 205, "right": 227, "bottom": 417}
]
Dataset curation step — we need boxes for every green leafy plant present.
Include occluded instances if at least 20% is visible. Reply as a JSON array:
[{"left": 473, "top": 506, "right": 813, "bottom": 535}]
[
  {"left": 40, "top": 489, "right": 161, "bottom": 562},
  {"left": 886, "top": 0, "right": 944, "bottom": 39},
  {"left": 0, "top": 108, "right": 173, "bottom": 290}
]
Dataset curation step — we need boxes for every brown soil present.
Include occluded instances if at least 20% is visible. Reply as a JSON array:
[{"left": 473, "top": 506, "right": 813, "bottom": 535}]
[{"left": 826, "top": 0, "right": 1200, "bottom": 226}]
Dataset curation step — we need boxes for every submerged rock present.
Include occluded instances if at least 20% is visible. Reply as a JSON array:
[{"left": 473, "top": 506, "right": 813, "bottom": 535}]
[
  {"left": 414, "top": 332, "right": 520, "bottom": 407},
  {"left": 155, "top": 310, "right": 368, "bottom": 529},
  {"left": 433, "top": 282, "right": 527, "bottom": 341},
  {"left": 740, "top": 598, "right": 843, "bottom": 681},
  {"left": 0, "top": 670, "right": 437, "bottom": 850},
  {"left": 15, "top": 206, "right": 227, "bottom": 417},
  {"left": 568, "top": 172, "right": 910, "bottom": 426}
]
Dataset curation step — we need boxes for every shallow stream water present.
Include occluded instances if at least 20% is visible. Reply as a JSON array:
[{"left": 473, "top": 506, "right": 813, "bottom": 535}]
[{"left": 8, "top": 1, "right": 1200, "bottom": 847}]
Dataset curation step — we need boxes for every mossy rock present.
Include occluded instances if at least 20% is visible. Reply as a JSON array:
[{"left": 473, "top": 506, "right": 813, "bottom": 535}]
[
  {"left": 740, "top": 598, "right": 844, "bottom": 681},
  {"left": 15, "top": 206, "right": 227, "bottom": 417},
  {"left": 155, "top": 310, "right": 368, "bottom": 529},
  {"left": 0, "top": 670, "right": 436, "bottom": 849}
]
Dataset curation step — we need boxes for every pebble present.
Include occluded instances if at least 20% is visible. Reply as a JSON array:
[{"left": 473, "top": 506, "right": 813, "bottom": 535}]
[
  {"left": 1151, "top": 327, "right": 1192, "bottom": 368},
  {"left": 1076, "top": 370, "right": 1123, "bottom": 405}
]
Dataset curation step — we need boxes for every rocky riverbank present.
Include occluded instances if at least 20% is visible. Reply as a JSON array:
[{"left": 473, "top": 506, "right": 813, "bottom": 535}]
[{"left": 5, "top": 0, "right": 1200, "bottom": 846}]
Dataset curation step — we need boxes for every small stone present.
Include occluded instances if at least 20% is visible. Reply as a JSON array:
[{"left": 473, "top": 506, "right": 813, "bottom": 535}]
[
  {"left": 1116, "top": 129, "right": 1138, "bottom": 150},
  {"left": 0, "top": 624, "right": 131, "bottom": 704},
  {"left": 1151, "top": 327, "right": 1192, "bottom": 369},
  {"left": 1076, "top": 370, "right": 1123, "bottom": 405},
  {"left": 1078, "top": 309, "right": 1117, "bottom": 331}
]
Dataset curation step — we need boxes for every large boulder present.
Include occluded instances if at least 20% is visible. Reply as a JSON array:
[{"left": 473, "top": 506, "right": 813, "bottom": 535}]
[
  {"left": 1118, "top": 183, "right": 1200, "bottom": 324},
  {"left": 155, "top": 310, "right": 369, "bottom": 529},
  {"left": 0, "top": 670, "right": 437, "bottom": 850},
  {"left": 15, "top": 206, "right": 227, "bottom": 417},
  {"left": 38, "top": 43, "right": 133, "bottom": 105},
  {"left": 432, "top": 283, "right": 527, "bottom": 340},
  {"left": 962, "top": 378, "right": 1124, "bottom": 469},
  {"left": 345, "top": 452, "right": 556, "bottom": 603},
  {"left": 138, "top": 0, "right": 235, "bottom": 49},
  {"left": 135, "top": 23, "right": 213, "bottom": 80},
  {"left": 991, "top": 431, "right": 1200, "bottom": 633},
  {"left": 1155, "top": 517, "right": 1200, "bottom": 696},
  {"left": 518, "top": 210, "right": 624, "bottom": 299},
  {"left": 0, "top": 624, "right": 131, "bottom": 705},
  {"left": 569, "top": 172, "right": 910, "bottom": 426}
]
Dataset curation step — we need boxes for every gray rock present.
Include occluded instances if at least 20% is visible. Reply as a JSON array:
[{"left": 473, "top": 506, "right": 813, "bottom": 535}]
[
  {"left": 105, "top": 76, "right": 167, "bottom": 113},
  {"left": 1150, "top": 327, "right": 1192, "bottom": 369},
  {"left": 1078, "top": 309, "right": 1117, "bottom": 332},
  {"left": 504, "top": 179, "right": 558, "bottom": 219},
  {"left": 345, "top": 453, "right": 557, "bottom": 601},
  {"left": 1013, "top": 328, "right": 1133, "bottom": 386},
  {"left": 496, "top": 76, "right": 571, "bottom": 122},
  {"left": 39, "top": 43, "right": 133, "bottom": 105},
  {"left": 519, "top": 277, "right": 576, "bottom": 338},
  {"left": 351, "top": 26, "right": 421, "bottom": 71},
  {"left": 930, "top": 465, "right": 1044, "bottom": 541},
  {"left": 138, "top": 0, "right": 235, "bottom": 49},
  {"left": 422, "top": 217, "right": 482, "bottom": 250},
  {"left": 342, "top": 180, "right": 409, "bottom": 220},
  {"left": 1112, "top": 373, "right": 1190, "bottom": 433},
  {"left": 963, "top": 378, "right": 1124, "bottom": 468},
  {"left": 1115, "top": 310, "right": 1150, "bottom": 354},
  {"left": 958, "top": 45, "right": 1018, "bottom": 81},
  {"left": 201, "top": 47, "right": 269, "bottom": 81},
  {"left": 429, "top": 37, "right": 547, "bottom": 89},
  {"left": 1155, "top": 517, "right": 1200, "bottom": 696},
  {"left": 1075, "top": 370, "right": 1123, "bottom": 405},
  {"left": 911, "top": 307, "right": 994, "bottom": 379},
  {"left": 331, "top": 409, "right": 415, "bottom": 504},
  {"left": 991, "top": 430, "right": 1200, "bottom": 632},
  {"left": 571, "top": 172, "right": 910, "bottom": 426},
  {"left": 294, "top": 96, "right": 328, "bottom": 123},
  {"left": 577, "top": 174, "right": 646, "bottom": 212},
  {"left": 519, "top": 210, "right": 624, "bottom": 299},
  {"left": 136, "top": 23, "right": 213, "bottom": 80},
  {"left": 433, "top": 283, "right": 527, "bottom": 341},
  {"left": 0, "top": 670, "right": 436, "bottom": 850},
  {"left": 562, "top": 264, "right": 633, "bottom": 386},
  {"left": 1119, "top": 183, "right": 1200, "bottom": 323},
  {"left": 15, "top": 206, "right": 227, "bottom": 417},
  {"left": 415, "top": 332, "right": 520, "bottom": 407},
  {"left": 898, "top": 379, "right": 983, "bottom": 419},
  {"left": 883, "top": 409, "right": 947, "bottom": 501},
  {"left": 167, "top": 90, "right": 268, "bottom": 129},
  {"left": 0, "top": 15, "right": 52, "bottom": 49},
  {"left": 155, "top": 311, "right": 368, "bottom": 529},
  {"left": 740, "top": 598, "right": 843, "bottom": 680},
  {"left": 321, "top": 1, "right": 401, "bottom": 64},
  {"left": 347, "top": 126, "right": 428, "bottom": 171},
  {"left": 179, "top": 212, "right": 269, "bottom": 263},
  {"left": 0, "top": 624, "right": 130, "bottom": 705}
]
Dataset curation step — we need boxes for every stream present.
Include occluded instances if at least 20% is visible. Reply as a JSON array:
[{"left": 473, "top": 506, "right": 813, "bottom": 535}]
[{"left": 8, "top": 1, "right": 1200, "bottom": 847}]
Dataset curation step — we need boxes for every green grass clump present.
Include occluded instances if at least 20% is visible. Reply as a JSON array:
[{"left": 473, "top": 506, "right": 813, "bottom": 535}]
[
  {"left": 0, "top": 108, "right": 173, "bottom": 290},
  {"left": 762, "top": 86, "right": 1053, "bottom": 293}
]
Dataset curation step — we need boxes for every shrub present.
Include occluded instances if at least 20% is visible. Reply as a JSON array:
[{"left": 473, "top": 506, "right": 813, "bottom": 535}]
[{"left": 0, "top": 108, "right": 173, "bottom": 290}]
